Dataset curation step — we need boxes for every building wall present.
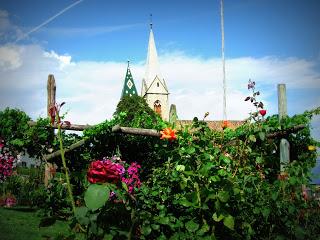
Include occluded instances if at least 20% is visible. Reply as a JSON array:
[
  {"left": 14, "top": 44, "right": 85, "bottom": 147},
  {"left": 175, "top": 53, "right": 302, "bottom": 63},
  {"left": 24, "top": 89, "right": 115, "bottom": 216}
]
[
  {"left": 144, "top": 76, "right": 169, "bottom": 121},
  {"left": 145, "top": 93, "right": 169, "bottom": 121}
]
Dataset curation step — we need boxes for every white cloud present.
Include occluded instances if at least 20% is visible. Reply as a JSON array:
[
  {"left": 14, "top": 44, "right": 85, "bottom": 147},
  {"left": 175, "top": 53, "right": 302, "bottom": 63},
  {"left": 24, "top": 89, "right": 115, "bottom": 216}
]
[
  {"left": 0, "top": 45, "right": 23, "bottom": 70},
  {"left": 0, "top": 44, "right": 319, "bottom": 129},
  {"left": 0, "top": 9, "right": 23, "bottom": 43},
  {"left": 43, "top": 50, "right": 73, "bottom": 69}
]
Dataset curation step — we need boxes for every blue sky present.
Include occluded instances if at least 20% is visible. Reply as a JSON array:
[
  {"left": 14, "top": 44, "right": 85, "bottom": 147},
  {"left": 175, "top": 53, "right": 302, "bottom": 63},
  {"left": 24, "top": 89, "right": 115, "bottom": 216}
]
[
  {"left": 2, "top": 0, "right": 320, "bottom": 62},
  {"left": 0, "top": 0, "right": 319, "bottom": 130}
]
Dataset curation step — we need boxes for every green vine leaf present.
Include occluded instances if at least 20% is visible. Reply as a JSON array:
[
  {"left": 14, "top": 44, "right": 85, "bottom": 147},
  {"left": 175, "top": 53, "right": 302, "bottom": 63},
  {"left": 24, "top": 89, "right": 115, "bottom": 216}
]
[
  {"left": 185, "top": 220, "right": 199, "bottom": 232},
  {"left": 223, "top": 215, "right": 234, "bottom": 230},
  {"left": 84, "top": 184, "right": 110, "bottom": 211},
  {"left": 218, "top": 191, "right": 230, "bottom": 203},
  {"left": 212, "top": 212, "right": 224, "bottom": 222}
]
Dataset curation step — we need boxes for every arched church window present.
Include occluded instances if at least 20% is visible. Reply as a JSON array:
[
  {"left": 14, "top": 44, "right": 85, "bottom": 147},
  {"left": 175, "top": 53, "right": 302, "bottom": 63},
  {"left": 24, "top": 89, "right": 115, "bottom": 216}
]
[
  {"left": 154, "top": 100, "right": 162, "bottom": 117},
  {"left": 157, "top": 82, "right": 159, "bottom": 87}
]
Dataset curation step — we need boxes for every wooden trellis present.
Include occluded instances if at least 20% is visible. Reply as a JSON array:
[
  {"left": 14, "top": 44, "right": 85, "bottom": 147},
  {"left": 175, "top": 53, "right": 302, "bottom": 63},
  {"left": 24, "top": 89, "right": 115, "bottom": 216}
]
[{"left": 30, "top": 75, "right": 304, "bottom": 184}]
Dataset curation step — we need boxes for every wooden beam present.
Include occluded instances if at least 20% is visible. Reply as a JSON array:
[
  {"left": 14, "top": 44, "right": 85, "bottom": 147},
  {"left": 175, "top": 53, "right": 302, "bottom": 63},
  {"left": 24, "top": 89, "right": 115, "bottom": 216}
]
[
  {"left": 266, "top": 124, "right": 305, "bottom": 139},
  {"left": 28, "top": 121, "right": 92, "bottom": 131},
  {"left": 112, "top": 125, "right": 161, "bottom": 137},
  {"left": 43, "top": 138, "right": 87, "bottom": 161}
]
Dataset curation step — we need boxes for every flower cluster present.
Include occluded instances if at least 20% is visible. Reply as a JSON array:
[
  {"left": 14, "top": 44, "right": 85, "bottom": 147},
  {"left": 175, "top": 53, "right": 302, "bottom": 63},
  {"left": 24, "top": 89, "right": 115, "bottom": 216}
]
[
  {"left": 122, "top": 162, "right": 141, "bottom": 194},
  {"left": 245, "top": 79, "right": 267, "bottom": 121},
  {"left": 160, "top": 128, "right": 177, "bottom": 141},
  {"left": 0, "top": 139, "right": 16, "bottom": 182},
  {"left": 87, "top": 157, "right": 141, "bottom": 195},
  {"left": 87, "top": 159, "right": 125, "bottom": 184}
]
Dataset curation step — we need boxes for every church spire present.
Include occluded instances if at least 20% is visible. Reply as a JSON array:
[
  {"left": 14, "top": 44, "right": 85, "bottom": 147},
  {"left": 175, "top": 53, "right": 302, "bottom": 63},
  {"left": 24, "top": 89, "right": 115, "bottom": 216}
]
[
  {"left": 143, "top": 17, "right": 163, "bottom": 88},
  {"left": 121, "top": 60, "right": 138, "bottom": 98}
]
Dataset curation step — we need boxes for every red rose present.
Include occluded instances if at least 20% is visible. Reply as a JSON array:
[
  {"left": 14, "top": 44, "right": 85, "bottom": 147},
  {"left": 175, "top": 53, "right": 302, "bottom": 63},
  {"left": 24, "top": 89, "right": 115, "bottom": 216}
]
[
  {"left": 87, "top": 160, "right": 125, "bottom": 184},
  {"left": 87, "top": 161, "right": 108, "bottom": 184},
  {"left": 259, "top": 109, "right": 267, "bottom": 116}
]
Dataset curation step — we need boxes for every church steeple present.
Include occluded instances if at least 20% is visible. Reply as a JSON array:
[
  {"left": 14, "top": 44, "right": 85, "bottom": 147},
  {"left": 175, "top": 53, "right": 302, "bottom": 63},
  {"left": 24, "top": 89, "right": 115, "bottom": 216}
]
[
  {"left": 121, "top": 60, "right": 138, "bottom": 98},
  {"left": 142, "top": 16, "right": 167, "bottom": 93},
  {"left": 141, "top": 17, "right": 169, "bottom": 120}
]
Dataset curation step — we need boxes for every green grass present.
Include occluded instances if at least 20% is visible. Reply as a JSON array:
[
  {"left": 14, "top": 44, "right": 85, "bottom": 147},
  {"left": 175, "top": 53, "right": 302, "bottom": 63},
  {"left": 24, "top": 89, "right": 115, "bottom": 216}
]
[{"left": 0, "top": 207, "right": 84, "bottom": 240}]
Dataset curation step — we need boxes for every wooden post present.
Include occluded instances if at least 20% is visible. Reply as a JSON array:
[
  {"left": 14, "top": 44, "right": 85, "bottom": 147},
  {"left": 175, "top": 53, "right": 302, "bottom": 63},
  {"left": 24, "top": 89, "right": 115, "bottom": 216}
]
[
  {"left": 278, "top": 84, "right": 287, "bottom": 121},
  {"left": 44, "top": 74, "right": 57, "bottom": 186},
  {"left": 47, "top": 74, "right": 56, "bottom": 116},
  {"left": 278, "top": 84, "right": 290, "bottom": 172}
]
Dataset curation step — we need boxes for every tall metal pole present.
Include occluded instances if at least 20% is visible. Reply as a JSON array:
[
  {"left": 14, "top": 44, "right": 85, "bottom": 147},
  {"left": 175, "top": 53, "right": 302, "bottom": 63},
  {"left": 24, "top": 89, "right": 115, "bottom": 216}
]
[{"left": 220, "top": 0, "right": 227, "bottom": 120}]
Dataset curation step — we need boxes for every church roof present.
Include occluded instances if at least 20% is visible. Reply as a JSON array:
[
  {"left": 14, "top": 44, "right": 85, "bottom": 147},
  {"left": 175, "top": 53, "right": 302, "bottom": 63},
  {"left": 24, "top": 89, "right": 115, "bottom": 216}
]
[
  {"left": 176, "top": 120, "right": 245, "bottom": 131},
  {"left": 121, "top": 61, "right": 138, "bottom": 98}
]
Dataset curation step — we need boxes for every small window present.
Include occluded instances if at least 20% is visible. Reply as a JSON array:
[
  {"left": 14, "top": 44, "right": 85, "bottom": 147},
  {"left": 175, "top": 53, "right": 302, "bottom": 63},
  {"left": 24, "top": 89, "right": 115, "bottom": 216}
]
[
  {"left": 154, "top": 100, "right": 162, "bottom": 117},
  {"left": 157, "top": 82, "right": 159, "bottom": 87}
]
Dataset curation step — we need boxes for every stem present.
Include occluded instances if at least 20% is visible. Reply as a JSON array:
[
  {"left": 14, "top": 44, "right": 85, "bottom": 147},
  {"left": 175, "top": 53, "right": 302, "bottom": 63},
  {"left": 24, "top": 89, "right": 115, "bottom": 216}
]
[
  {"left": 57, "top": 122, "right": 76, "bottom": 215},
  {"left": 128, "top": 208, "right": 136, "bottom": 240}
]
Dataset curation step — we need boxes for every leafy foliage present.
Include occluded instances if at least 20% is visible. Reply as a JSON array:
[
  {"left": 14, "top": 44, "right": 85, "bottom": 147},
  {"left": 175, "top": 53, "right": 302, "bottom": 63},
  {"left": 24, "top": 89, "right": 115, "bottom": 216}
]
[
  {"left": 0, "top": 108, "right": 31, "bottom": 154},
  {"left": 114, "top": 95, "right": 162, "bottom": 128},
  {"left": 1, "top": 95, "right": 319, "bottom": 239}
]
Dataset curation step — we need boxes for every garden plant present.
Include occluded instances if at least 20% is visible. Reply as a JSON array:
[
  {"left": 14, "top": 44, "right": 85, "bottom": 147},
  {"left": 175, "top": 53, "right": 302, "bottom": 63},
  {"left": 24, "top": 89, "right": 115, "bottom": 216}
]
[{"left": 0, "top": 83, "right": 319, "bottom": 239}]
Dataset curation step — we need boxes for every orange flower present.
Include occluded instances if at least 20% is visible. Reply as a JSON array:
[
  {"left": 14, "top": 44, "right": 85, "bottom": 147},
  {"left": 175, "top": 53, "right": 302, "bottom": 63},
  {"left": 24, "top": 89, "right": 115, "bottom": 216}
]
[
  {"left": 160, "top": 128, "right": 177, "bottom": 141},
  {"left": 221, "top": 120, "right": 229, "bottom": 129}
]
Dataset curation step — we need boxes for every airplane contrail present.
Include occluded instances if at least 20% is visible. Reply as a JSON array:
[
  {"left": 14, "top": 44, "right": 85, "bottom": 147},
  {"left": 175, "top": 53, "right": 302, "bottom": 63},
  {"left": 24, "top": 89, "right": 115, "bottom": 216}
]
[{"left": 15, "top": 0, "right": 83, "bottom": 43}]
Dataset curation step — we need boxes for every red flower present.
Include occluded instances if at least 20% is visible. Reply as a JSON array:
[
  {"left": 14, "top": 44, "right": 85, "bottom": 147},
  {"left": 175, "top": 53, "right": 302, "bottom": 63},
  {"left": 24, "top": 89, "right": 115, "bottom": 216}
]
[
  {"left": 87, "top": 160, "right": 124, "bottom": 184},
  {"left": 259, "top": 109, "right": 267, "bottom": 116},
  {"left": 160, "top": 128, "right": 177, "bottom": 141}
]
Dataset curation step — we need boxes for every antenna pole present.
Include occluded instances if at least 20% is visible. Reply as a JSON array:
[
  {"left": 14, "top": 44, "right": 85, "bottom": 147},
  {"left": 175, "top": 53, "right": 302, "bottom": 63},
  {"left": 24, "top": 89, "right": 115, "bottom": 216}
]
[
  {"left": 220, "top": 0, "right": 227, "bottom": 120},
  {"left": 150, "top": 14, "right": 153, "bottom": 29}
]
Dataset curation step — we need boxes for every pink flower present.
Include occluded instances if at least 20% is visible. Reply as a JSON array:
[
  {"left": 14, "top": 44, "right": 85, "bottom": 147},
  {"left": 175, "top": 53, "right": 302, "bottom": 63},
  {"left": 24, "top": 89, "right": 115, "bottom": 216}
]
[
  {"left": 121, "top": 162, "right": 141, "bottom": 194},
  {"left": 5, "top": 196, "right": 16, "bottom": 207},
  {"left": 0, "top": 140, "right": 16, "bottom": 181}
]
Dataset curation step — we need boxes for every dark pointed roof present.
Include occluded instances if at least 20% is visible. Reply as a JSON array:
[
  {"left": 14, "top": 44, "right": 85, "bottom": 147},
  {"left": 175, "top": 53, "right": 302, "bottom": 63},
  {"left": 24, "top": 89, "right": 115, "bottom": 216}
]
[{"left": 121, "top": 61, "right": 138, "bottom": 98}]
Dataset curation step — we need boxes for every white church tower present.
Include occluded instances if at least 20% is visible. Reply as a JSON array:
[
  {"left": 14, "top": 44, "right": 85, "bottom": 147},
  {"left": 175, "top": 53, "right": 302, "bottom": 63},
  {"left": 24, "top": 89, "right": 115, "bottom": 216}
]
[{"left": 141, "top": 19, "right": 169, "bottom": 121}]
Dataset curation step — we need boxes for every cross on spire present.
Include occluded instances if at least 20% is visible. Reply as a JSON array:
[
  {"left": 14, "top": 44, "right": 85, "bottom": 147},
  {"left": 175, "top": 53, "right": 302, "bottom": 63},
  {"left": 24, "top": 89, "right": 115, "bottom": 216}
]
[{"left": 150, "top": 14, "right": 153, "bottom": 29}]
